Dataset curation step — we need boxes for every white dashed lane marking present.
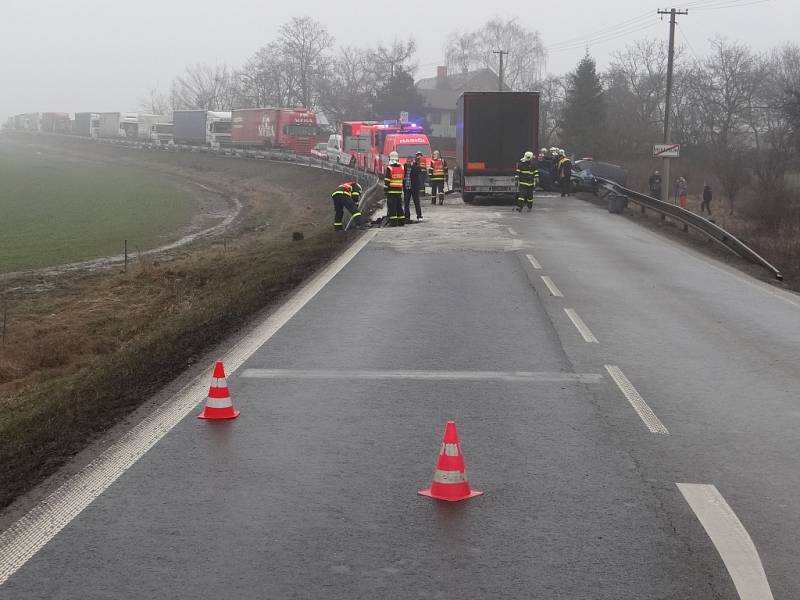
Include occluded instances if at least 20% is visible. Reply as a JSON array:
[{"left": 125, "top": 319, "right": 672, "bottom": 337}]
[
  {"left": 526, "top": 253, "right": 542, "bottom": 269},
  {"left": 678, "top": 483, "right": 774, "bottom": 600},
  {"left": 541, "top": 276, "right": 564, "bottom": 297},
  {"left": 605, "top": 365, "right": 668, "bottom": 434},
  {"left": 564, "top": 308, "right": 598, "bottom": 343}
]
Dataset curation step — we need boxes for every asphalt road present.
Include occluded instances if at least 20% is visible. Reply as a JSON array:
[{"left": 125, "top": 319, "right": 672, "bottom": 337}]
[{"left": 1, "top": 193, "right": 797, "bottom": 599}]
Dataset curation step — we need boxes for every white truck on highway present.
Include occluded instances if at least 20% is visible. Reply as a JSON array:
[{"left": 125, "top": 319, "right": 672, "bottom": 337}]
[{"left": 173, "top": 110, "right": 232, "bottom": 147}]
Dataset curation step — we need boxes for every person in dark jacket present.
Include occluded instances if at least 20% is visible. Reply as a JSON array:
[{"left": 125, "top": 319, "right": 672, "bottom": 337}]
[
  {"left": 330, "top": 181, "right": 363, "bottom": 230},
  {"left": 648, "top": 170, "right": 662, "bottom": 199},
  {"left": 403, "top": 152, "right": 425, "bottom": 222},
  {"left": 557, "top": 151, "right": 572, "bottom": 197},
  {"left": 701, "top": 183, "right": 712, "bottom": 215}
]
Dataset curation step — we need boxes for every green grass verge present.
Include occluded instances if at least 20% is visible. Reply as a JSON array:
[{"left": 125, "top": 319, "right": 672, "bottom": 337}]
[{"left": 0, "top": 144, "right": 196, "bottom": 272}]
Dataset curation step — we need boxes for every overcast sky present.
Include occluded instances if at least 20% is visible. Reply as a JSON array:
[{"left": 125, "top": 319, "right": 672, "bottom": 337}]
[{"left": 1, "top": 0, "right": 797, "bottom": 121}]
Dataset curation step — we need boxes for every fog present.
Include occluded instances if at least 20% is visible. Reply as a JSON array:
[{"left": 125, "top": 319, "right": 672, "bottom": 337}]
[{"left": 1, "top": 0, "right": 797, "bottom": 120}]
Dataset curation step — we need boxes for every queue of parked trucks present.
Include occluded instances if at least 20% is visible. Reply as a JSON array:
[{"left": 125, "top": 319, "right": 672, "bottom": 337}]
[
  {"left": 7, "top": 92, "right": 566, "bottom": 197},
  {"left": 6, "top": 107, "right": 443, "bottom": 179}
]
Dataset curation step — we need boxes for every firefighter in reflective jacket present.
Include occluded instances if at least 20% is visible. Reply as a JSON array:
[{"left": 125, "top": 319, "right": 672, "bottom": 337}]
[
  {"left": 384, "top": 151, "right": 405, "bottom": 226},
  {"left": 428, "top": 150, "right": 448, "bottom": 205},
  {"left": 331, "top": 181, "right": 363, "bottom": 230},
  {"left": 515, "top": 151, "right": 539, "bottom": 212}
]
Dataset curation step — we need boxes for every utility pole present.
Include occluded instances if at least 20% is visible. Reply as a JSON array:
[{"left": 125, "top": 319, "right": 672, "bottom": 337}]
[
  {"left": 493, "top": 50, "right": 508, "bottom": 91},
  {"left": 657, "top": 8, "right": 688, "bottom": 204}
]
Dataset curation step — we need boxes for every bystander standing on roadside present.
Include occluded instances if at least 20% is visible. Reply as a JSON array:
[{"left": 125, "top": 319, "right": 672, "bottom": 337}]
[
  {"left": 701, "top": 182, "right": 712, "bottom": 215},
  {"left": 403, "top": 152, "right": 424, "bottom": 222},
  {"left": 676, "top": 176, "right": 688, "bottom": 208}
]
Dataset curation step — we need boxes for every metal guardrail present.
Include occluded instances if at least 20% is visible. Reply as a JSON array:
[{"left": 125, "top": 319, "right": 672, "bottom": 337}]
[{"left": 593, "top": 176, "right": 783, "bottom": 281}]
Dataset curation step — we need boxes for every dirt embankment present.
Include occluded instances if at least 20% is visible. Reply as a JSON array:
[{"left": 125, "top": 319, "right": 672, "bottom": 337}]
[{"left": 0, "top": 135, "right": 356, "bottom": 510}]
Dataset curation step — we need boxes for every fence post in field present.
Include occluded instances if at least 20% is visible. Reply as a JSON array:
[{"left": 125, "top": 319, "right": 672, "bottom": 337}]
[
  {"left": 124, "top": 239, "right": 128, "bottom": 272},
  {"left": 2, "top": 298, "right": 7, "bottom": 346}
]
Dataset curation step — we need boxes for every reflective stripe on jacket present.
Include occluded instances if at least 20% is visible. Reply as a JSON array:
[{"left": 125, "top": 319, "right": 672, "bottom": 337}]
[
  {"left": 428, "top": 158, "right": 447, "bottom": 181},
  {"left": 384, "top": 164, "right": 404, "bottom": 194},
  {"left": 516, "top": 160, "right": 539, "bottom": 187}
]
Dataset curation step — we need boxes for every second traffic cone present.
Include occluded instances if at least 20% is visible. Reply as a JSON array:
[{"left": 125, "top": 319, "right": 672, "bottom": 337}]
[
  {"left": 418, "top": 420, "right": 483, "bottom": 502},
  {"left": 197, "top": 360, "right": 240, "bottom": 420}
]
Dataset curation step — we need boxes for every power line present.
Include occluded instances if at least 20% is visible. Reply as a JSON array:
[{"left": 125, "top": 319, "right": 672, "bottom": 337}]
[
  {"left": 692, "top": 0, "right": 771, "bottom": 10},
  {"left": 547, "top": 22, "right": 660, "bottom": 53},
  {"left": 545, "top": 11, "right": 654, "bottom": 49},
  {"left": 676, "top": 22, "right": 701, "bottom": 61}
]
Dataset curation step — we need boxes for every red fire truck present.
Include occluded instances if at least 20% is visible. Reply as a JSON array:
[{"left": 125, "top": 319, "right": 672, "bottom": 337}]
[
  {"left": 231, "top": 108, "right": 318, "bottom": 154},
  {"left": 342, "top": 121, "right": 432, "bottom": 174}
]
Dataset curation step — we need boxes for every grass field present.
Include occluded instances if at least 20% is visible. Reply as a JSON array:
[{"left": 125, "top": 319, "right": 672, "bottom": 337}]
[
  {"left": 0, "top": 143, "right": 197, "bottom": 272},
  {"left": 0, "top": 134, "right": 349, "bottom": 512}
]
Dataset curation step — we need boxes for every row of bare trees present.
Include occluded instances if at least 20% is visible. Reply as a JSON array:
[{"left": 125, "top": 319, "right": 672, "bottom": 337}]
[
  {"left": 141, "top": 18, "right": 425, "bottom": 124},
  {"left": 142, "top": 16, "right": 548, "bottom": 127},
  {"left": 535, "top": 38, "right": 799, "bottom": 214}
]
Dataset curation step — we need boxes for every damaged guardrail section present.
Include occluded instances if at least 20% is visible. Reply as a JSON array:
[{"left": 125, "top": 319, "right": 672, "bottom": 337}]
[{"left": 593, "top": 176, "right": 783, "bottom": 281}]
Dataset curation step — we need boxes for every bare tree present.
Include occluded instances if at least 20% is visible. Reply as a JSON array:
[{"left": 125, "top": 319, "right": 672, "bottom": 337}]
[
  {"left": 368, "top": 39, "right": 417, "bottom": 82},
  {"left": 445, "top": 31, "right": 480, "bottom": 75},
  {"left": 318, "top": 46, "right": 379, "bottom": 125},
  {"left": 239, "top": 42, "right": 299, "bottom": 108},
  {"left": 138, "top": 85, "right": 171, "bottom": 116},
  {"left": 278, "top": 16, "right": 332, "bottom": 109},
  {"left": 536, "top": 74, "right": 566, "bottom": 148},
  {"left": 683, "top": 39, "right": 762, "bottom": 213},
  {"left": 604, "top": 39, "right": 673, "bottom": 155},
  {"left": 746, "top": 45, "right": 800, "bottom": 197},
  {"left": 477, "top": 18, "right": 546, "bottom": 90},
  {"left": 442, "top": 19, "right": 546, "bottom": 90},
  {"left": 171, "top": 63, "right": 238, "bottom": 111}
]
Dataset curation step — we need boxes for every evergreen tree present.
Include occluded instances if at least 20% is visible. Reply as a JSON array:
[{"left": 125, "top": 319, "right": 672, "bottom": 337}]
[
  {"left": 561, "top": 54, "right": 606, "bottom": 157},
  {"left": 371, "top": 70, "right": 427, "bottom": 124}
]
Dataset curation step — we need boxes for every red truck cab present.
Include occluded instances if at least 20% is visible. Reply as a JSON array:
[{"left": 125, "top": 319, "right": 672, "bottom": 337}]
[{"left": 232, "top": 108, "right": 318, "bottom": 154}]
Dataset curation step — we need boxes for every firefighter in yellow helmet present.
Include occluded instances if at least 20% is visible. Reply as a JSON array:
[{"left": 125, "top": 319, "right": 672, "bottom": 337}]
[
  {"left": 384, "top": 151, "right": 405, "bottom": 226},
  {"left": 515, "top": 151, "right": 539, "bottom": 212},
  {"left": 428, "top": 149, "right": 448, "bottom": 205}
]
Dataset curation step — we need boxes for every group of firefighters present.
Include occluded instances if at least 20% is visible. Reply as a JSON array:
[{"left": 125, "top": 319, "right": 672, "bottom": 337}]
[
  {"left": 330, "top": 147, "right": 574, "bottom": 228},
  {"left": 330, "top": 149, "right": 449, "bottom": 229},
  {"left": 515, "top": 147, "right": 574, "bottom": 212}
]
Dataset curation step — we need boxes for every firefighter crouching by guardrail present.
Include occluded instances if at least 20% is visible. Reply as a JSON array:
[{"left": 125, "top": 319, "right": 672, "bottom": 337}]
[
  {"left": 515, "top": 151, "right": 539, "bottom": 212},
  {"left": 331, "top": 181, "right": 363, "bottom": 230},
  {"left": 429, "top": 150, "right": 448, "bottom": 205},
  {"left": 385, "top": 151, "right": 405, "bottom": 227}
]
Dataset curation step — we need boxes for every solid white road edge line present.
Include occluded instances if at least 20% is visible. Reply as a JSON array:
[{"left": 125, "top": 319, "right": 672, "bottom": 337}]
[
  {"left": 507, "top": 227, "right": 519, "bottom": 236},
  {"left": 677, "top": 483, "right": 774, "bottom": 600},
  {"left": 541, "top": 276, "right": 564, "bottom": 297},
  {"left": 0, "top": 229, "right": 379, "bottom": 587},
  {"left": 240, "top": 369, "right": 605, "bottom": 383},
  {"left": 564, "top": 308, "right": 598, "bottom": 343},
  {"left": 604, "top": 365, "right": 669, "bottom": 434},
  {"left": 526, "top": 253, "right": 542, "bottom": 269}
]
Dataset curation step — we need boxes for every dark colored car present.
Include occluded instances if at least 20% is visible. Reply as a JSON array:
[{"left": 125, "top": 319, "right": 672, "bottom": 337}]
[{"left": 572, "top": 159, "right": 627, "bottom": 194}]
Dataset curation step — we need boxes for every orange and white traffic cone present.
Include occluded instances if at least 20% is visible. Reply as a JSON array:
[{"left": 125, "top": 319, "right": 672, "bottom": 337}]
[
  {"left": 197, "top": 360, "right": 240, "bottom": 420},
  {"left": 418, "top": 420, "right": 483, "bottom": 501}
]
